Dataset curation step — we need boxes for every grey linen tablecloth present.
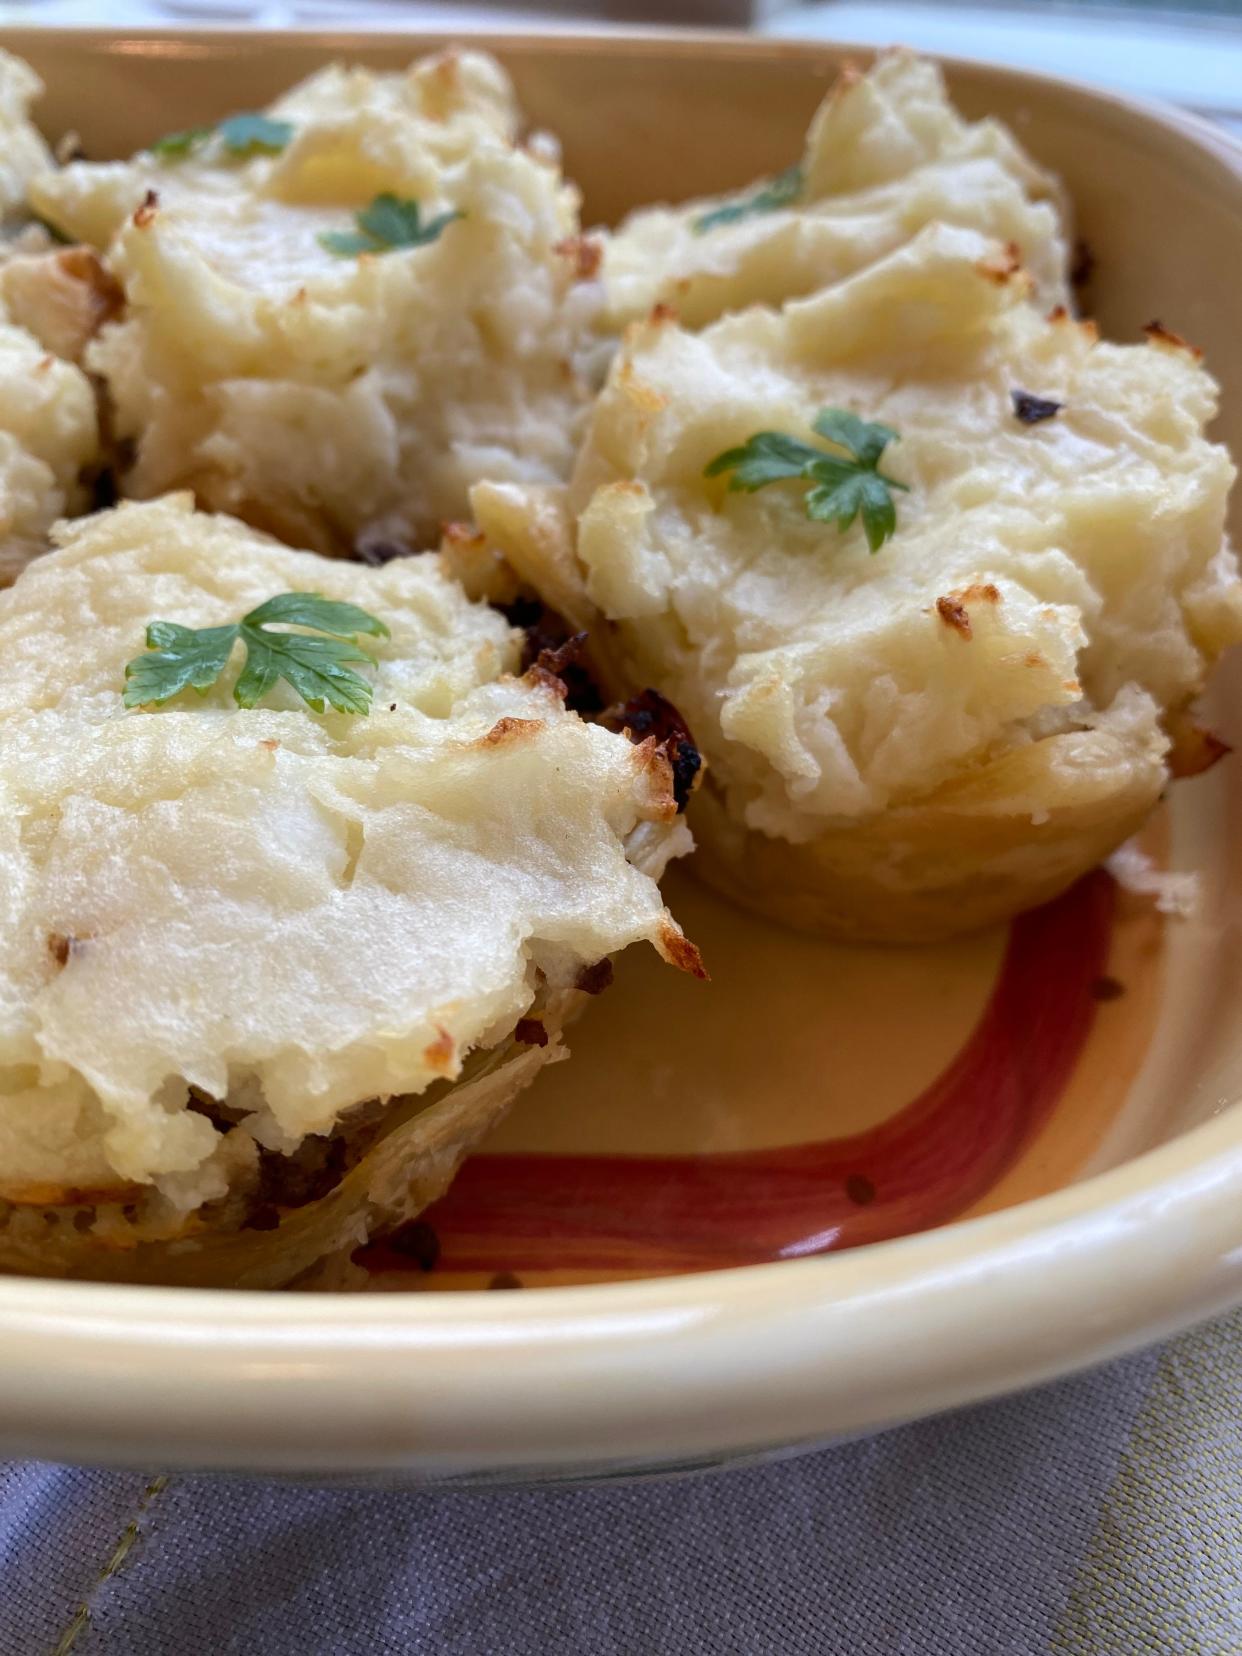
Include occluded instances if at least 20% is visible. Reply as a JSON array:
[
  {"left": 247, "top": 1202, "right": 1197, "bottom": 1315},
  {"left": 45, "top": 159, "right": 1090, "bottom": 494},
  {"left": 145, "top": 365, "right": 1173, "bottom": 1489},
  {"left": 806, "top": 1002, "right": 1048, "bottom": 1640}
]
[{"left": 2, "top": 1307, "right": 1240, "bottom": 1655}]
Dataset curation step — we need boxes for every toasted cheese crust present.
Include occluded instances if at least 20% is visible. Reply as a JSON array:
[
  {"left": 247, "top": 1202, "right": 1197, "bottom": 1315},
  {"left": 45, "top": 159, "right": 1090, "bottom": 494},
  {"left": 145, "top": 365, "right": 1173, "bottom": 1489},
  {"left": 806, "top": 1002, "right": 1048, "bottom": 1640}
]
[
  {"left": 475, "top": 225, "right": 1240, "bottom": 937},
  {"left": 0, "top": 495, "right": 693, "bottom": 1218},
  {"left": 31, "top": 50, "right": 604, "bottom": 555},
  {"left": 603, "top": 51, "right": 1069, "bottom": 330}
]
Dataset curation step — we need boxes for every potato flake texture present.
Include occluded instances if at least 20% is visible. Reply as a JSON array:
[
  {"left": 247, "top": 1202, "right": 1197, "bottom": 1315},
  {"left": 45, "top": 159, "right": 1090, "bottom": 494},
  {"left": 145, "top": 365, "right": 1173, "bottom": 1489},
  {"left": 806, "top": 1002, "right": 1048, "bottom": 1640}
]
[
  {"left": 31, "top": 49, "right": 605, "bottom": 555},
  {"left": 475, "top": 224, "right": 1241, "bottom": 937},
  {"left": 603, "top": 51, "right": 1070, "bottom": 330},
  {"left": 0, "top": 300, "right": 99, "bottom": 588},
  {"left": 0, "top": 50, "right": 53, "bottom": 225},
  {"left": 0, "top": 496, "right": 692, "bottom": 1207}
]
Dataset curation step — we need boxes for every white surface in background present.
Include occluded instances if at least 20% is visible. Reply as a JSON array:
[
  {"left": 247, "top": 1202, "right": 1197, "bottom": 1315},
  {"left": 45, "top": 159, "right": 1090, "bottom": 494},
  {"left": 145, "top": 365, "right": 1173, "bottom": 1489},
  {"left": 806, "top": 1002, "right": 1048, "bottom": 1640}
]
[
  {"left": 771, "top": 3, "right": 1242, "bottom": 129},
  {"left": 0, "top": 0, "right": 1239, "bottom": 137}
]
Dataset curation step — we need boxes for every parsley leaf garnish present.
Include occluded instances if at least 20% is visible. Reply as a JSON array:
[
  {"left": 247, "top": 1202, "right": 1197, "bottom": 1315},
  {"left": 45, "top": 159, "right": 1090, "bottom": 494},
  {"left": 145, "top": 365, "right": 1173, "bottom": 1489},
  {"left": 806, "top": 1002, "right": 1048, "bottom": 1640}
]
[
  {"left": 318, "top": 194, "right": 463, "bottom": 258},
  {"left": 123, "top": 592, "right": 390, "bottom": 715},
  {"left": 150, "top": 125, "right": 213, "bottom": 161},
  {"left": 217, "top": 113, "right": 295, "bottom": 157},
  {"left": 693, "top": 165, "right": 804, "bottom": 234},
  {"left": 704, "top": 408, "right": 908, "bottom": 553},
  {"left": 149, "top": 113, "right": 293, "bottom": 163}
]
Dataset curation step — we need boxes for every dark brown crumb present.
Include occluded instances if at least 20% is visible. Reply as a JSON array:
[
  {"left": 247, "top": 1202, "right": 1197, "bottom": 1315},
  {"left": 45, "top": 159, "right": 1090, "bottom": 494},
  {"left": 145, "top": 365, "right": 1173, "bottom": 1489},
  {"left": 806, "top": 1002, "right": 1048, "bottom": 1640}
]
[
  {"left": 481, "top": 715, "right": 544, "bottom": 747},
  {"left": 254, "top": 1134, "right": 348, "bottom": 1211},
  {"left": 1090, "top": 975, "right": 1126, "bottom": 1002},
  {"left": 244, "top": 1101, "right": 389, "bottom": 1226},
  {"left": 553, "top": 234, "right": 603, "bottom": 281},
  {"left": 657, "top": 918, "right": 708, "bottom": 981},
  {"left": 1070, "top": 238, "right": 1095, "bottom": 290},
  {"left": 503, "top": 593, "right": 543, "bottom": 630},
  {"left": 530, "top": 632, "right": 589, "bottom": 682},
  {"left": 957, "top": 582, "right": 1001, "bottom": 605},
  {"left": 1143, "top": 319, "right": 1204, "bottom": 360},
  {"left": 386, "top": 1219, "right": 441, "bottom": 1271},
  {"left": 489, "top": 1270, "right": 523, "bottom": 1290},
  {"left": 90, "top": 467, "right": 119, "bottom": 510},
  {"left": 514, "top": 1017, "right": 549, "bottom": 1047},
  {"left": 977, "top": 241, "right": 1022, "bottom": 283},
  {"left": 47, "top": 933, "right": 71, "bottom": 968},
  {"left": 936, "top": 596, "right": 972, "bottom": 639},
  {"left": 57, "top": 246, "right": 126, "bottom": 332},
  {"left": 354, "top": 538, "right": 414, "bottom": 567},
  {"left": 185, "top": 1086, "right": 246, "bottom": 1132},
  {"left": 599, "top": 688, "right": 702, "bottom": 811},
  {"left": 1011, "top": 389, "right": 1063, "bottom": 425},
  {"left": 506, "top": 598, "right": 604, "bottom": 714},
  {"left": 575, "top": 958, "right": 614, "bottom": 996},
  {"left": 844, "top": 1173, "right": 876, "bottom": 1206},
  {"left": 133, "top": 188, "right": 159, "bottom": 228}
]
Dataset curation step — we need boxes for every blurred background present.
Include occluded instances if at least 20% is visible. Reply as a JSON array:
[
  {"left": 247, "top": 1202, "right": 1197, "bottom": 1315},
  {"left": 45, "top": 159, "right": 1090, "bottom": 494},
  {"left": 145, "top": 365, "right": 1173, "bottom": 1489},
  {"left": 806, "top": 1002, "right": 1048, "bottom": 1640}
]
[{"left": 1, "top": 0, "right": 1238, "bottom": 134}]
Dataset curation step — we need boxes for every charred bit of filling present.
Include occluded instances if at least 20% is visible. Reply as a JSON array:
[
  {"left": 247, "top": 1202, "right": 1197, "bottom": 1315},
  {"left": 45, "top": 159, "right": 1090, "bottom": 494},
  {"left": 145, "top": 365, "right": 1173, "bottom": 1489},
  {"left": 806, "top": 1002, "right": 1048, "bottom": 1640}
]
[
  {"left": 505, "top": 594, "right": 604, "bottom": 713},
  {"left": 186, "top": 1086, "right": 387, "bottom": 1232},
  {"left": 599, "top": 688, "right": 702, "bottom": 811},
  {"left": 505, "top": 600, "right": 703, "bottom": 812},
  {"left": 353, "top": 536, "right": 416, "bottom": 568}
]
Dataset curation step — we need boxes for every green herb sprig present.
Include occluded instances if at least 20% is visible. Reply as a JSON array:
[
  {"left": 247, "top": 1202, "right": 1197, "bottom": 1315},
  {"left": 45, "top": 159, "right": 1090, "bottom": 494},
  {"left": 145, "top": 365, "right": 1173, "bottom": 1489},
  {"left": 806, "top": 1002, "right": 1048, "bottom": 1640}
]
[
  {"left": 150, "top": 113, "right": 294, "bottom": 163},
  {"left": 150, "top": 125, "right": 211, "bottom": 161},
  {"left": 319, "top": 194, "right": 463, "bottom": 258},
  {"left": 704, "top": 408, "right": 908, "bottom": 553},
  {"left": 693, "top": 165, "right": 803, "bottom": 234},
  {"left": 123, "top": 592, "right": 390, "bottom": 715}
]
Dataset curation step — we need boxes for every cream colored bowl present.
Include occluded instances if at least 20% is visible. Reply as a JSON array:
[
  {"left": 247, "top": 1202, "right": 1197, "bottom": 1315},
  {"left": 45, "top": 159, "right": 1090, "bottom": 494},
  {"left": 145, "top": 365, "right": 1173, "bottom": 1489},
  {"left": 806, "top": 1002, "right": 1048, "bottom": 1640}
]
[{"left": 1, "top": 28, "right": 1241, "bottom": 1482}]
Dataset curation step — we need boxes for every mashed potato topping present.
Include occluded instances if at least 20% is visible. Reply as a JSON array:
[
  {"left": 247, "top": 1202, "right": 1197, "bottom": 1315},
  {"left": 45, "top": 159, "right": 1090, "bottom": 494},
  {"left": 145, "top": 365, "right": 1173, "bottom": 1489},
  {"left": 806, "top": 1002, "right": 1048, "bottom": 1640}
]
[
  {"left": 604, "top": 51, "right": 1069, "bottom": 331},
  {"left": 0, "top": 495, "right": 693, "bottom": 1210},
  {"left": 0, "top": 300, "right": 99, "bottom": 587},
  {"left": 475, "top": 225, "right": 1240, "bottom": 932},
  {"left": 0, "top": 50, "right": 52, "bottom": 226},
  {"left": 31, "top": 50, "right": 603, "bottom": 555},
  {"left": 0, "top": 31, "right": 1236, "bottom": 1282}
]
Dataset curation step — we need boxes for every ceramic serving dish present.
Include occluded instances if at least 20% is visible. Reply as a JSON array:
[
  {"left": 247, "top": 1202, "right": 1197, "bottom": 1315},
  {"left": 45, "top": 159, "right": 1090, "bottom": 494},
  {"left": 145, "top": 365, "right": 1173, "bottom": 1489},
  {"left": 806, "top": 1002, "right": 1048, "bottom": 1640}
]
[{"left": 1, "top": 27, "right": 1241, "bottom": 1484}]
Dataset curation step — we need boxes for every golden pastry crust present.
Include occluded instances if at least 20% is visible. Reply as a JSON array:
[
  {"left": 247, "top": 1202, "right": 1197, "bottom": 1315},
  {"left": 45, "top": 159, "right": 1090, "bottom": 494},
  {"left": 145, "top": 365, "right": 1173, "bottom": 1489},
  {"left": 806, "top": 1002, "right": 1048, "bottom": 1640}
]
[{"left": 688, "top": 715, "right": 1166, "bottom": 942}]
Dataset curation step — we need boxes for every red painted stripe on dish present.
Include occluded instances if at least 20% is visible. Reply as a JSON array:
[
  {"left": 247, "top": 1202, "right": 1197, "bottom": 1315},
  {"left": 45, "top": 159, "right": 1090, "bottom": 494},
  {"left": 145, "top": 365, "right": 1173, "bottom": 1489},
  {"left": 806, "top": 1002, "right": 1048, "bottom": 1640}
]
[{"left": 381, "top": 872, "right": 1113, "bottom": 1276}]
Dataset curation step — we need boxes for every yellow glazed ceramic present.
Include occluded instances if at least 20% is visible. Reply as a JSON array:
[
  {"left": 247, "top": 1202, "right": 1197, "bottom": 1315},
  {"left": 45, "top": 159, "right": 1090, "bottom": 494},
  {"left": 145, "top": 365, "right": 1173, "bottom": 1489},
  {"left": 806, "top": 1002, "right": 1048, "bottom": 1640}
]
[{"left": 0, "top": 28, "right": 1240, "bottom": 1481}]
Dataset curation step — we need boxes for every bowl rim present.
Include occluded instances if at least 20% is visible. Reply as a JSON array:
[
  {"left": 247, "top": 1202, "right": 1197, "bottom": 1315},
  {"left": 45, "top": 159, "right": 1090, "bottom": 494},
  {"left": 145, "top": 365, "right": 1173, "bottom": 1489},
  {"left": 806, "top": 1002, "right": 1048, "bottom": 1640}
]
[
  {"left": 1, "top": 26, "right": 1241, "bottom": 1477},
  {"left": 3, "top": 1106, "right": 1242, "bottom": 1474}
]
